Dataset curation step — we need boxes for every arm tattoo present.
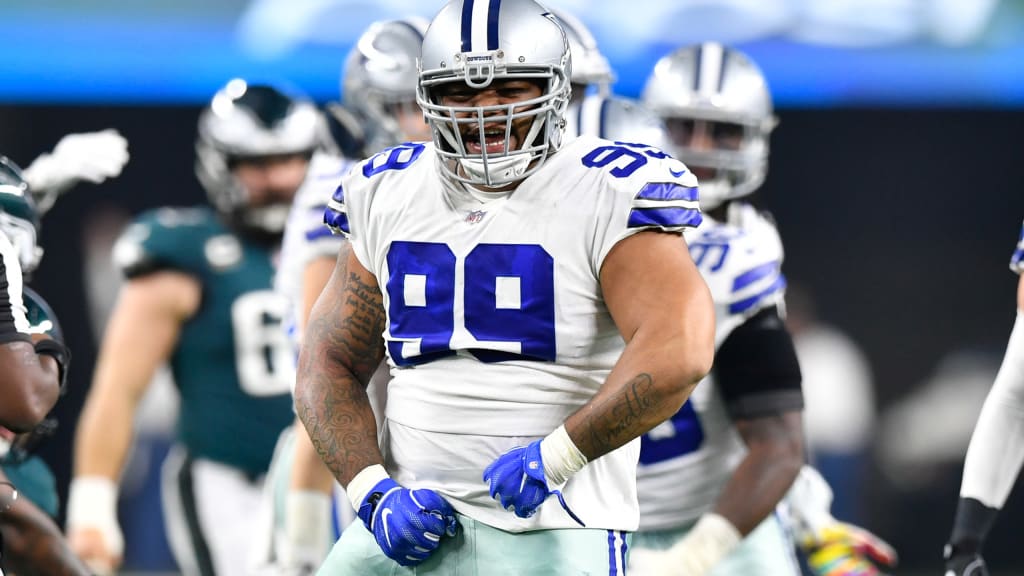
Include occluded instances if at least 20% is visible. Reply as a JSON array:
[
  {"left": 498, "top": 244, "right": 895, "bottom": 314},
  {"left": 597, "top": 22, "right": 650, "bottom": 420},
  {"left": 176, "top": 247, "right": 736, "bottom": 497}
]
[
  {"left": 296, "top": 256, "right": 388, "bottom": 487},
  {"left": 574, "top": 373, "right": 657, "bottom": 458}
]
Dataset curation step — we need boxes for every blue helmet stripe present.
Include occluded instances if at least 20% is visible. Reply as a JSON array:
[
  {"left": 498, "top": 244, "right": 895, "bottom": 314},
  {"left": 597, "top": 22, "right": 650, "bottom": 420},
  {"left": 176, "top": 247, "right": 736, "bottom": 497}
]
[
  {"left": 598, "top": 97, "right": 611, "bottom": 138},
  {"left": 718, "top": 48, "right": 730, "bottom": 93},
  {"left": 693, "top": 44, "right": 703, "bottom": 91},
  {"left": 460, "top": 0, "right": 475, "bottom": 53},
  {"left": 486, "top": 0, "right": 502, "bottom": 50}
]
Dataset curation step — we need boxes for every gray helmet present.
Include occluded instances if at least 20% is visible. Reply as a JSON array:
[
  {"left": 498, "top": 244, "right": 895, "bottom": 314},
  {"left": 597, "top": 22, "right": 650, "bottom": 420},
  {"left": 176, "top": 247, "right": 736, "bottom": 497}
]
[
  {"left": 642, "top": 43, "right": 776, "bottom": 209},
  {"left": 566, "top": 95, "right": 671, "bottom": 152},
  {"left": 0, "top": 157, "right": 42, "bottom": 274},
  {"left": 343, "top": 18, "right": 429, "bottom": 153},
  {"left": 417, "top": 0, "right": 572, "bottom": 187},
  {"left": 550, "top": 9, "right": 614, "bottom": 95},
  {"left": 195, "top": 79, "right": 320, "bottom": 234}
]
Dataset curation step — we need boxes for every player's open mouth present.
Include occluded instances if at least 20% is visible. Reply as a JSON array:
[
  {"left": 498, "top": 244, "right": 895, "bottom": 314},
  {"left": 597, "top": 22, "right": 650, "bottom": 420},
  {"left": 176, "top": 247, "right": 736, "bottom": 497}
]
[{"left": 465, "top": 130, "right": 514, "bottom": 155}]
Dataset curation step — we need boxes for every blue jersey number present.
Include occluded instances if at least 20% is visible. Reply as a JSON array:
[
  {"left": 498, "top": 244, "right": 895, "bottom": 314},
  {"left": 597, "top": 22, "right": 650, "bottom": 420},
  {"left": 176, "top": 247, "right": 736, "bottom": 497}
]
[
  {"left": 385, "top": 241, "right": 556, "bottom": 367},
  {"left": 363, "top": 142, "right": 426, "bottom": 177},
  {"left": 639, "top": 400, "right": 705, "bottom": 464},
  {"left": 581, "top": 141, "right": 669, "bottom": 178}
]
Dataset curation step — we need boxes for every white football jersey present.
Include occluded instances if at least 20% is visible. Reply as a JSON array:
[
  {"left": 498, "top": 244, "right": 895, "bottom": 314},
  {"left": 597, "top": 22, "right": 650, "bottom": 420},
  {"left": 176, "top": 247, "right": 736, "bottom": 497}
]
[
  {"left": 275, "top": 151, "right": 354, "bottom": 351},
  {"left": 636, "top": 202, "right": 788, "bottom": 530},
  {"left": 327, "top": 136, "right": 701, "bottom": 532},
  {"left": 1011, "top": 219, "right": 1024, "bottom": 275}
]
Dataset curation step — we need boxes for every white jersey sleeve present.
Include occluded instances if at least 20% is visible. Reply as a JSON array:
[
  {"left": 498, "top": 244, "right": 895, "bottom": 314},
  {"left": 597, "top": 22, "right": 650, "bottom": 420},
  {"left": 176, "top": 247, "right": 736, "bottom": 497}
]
[
  {"left": 276, "top": 152, "right": 353, "bottom": 351},
  {"left": 637, "top": 204, "right": 792, "bottom": 530},
  {"left": 323, "top": 137, "right": 701, "bottom": 532},
  {"left": 960, "top": 310, "right": 1024, "bottom": 509},
  {"left": 1010, "top": 220, "right": 1024, "bottom": 274},
  {"left": 959, "top": 219, "right": 1024, "bottom": 508}
]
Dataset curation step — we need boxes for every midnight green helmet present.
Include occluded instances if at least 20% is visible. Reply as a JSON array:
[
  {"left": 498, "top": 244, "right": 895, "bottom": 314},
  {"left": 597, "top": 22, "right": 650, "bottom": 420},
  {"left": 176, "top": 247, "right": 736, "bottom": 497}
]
[{"left": 0, "top": 156, "right": 43, "bottom": 274}]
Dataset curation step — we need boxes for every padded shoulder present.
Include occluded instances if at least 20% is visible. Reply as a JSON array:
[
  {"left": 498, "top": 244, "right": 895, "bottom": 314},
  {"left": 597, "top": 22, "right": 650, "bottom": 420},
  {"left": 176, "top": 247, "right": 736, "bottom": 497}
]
[
  {"left": 112, "top": 206, "right": 231, "bottom": 279},
  {"left": 688, "top": 204, "right": 786, "bottom": 319}
]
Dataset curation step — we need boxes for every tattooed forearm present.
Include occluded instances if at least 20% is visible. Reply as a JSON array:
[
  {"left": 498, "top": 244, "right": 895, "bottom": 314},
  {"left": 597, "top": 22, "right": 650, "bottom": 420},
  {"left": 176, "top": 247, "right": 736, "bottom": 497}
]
[
  {"left": 296, "top": 251, "right": 387, "bottom": 487},
  {"left": 572, "top": 373, "right": 660, "bottom": 459}
]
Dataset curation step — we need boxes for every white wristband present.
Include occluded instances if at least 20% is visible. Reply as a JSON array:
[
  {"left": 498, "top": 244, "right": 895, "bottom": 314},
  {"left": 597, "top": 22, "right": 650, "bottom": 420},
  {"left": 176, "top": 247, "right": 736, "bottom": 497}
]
[
  {"left": 283, "top": 490, "right": 333, "bottom": 565},
  {"left": 665, "top": 513, "right": 742, "bottom": 576},
  {"left": 540, "top": 425, "right": 588, "bottom": 486},
  {"left": 345, "top": 464, "right": 390, "bottom": 511},
  {"left": 67, "top": 476, "right": 124, "bottom": 556}
]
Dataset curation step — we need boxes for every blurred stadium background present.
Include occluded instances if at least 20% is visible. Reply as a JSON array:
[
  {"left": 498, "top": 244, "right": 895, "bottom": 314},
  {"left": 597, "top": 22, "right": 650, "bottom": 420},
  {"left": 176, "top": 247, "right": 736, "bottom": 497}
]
[{"left": 2, "top": 0, "right": 1024, "bottom": 574}]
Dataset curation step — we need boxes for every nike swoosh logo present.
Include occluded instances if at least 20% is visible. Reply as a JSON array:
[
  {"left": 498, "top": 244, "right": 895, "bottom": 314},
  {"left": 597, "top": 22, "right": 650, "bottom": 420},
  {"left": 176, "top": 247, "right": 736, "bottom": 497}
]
[
  {"left": 381, "top": 508, "right": 393, "bottom": 547},
  {"left": 669, "top": 168, "right": 687, "bottom": 178}
]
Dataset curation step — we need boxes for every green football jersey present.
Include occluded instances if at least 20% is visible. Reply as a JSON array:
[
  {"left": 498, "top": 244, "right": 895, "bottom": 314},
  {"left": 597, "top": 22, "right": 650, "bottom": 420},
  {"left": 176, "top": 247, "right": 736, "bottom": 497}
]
[{"left": 113, "top": 206, "right": 293, "bottom": 475}]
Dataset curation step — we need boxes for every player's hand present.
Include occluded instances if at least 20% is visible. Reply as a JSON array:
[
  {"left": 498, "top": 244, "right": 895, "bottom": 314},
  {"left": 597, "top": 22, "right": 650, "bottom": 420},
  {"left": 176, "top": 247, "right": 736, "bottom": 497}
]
[
  {"left": 67, "top": 476, "right": 124, "bottom": 575},
  {"left": 356, "top": 477, "right": 458, "bottom": 566},
  {"left": 68, "top": 525, "right": 123, "bottom": 575},
  {"left": 483, "top": 440, "right": 552, "bottom": 519},
  {"left": 23, "top": 129, "right": 129, "bottom": 213},
  {"left": 943, "top": 544, "right": 990, "bottom": 576},
  {"left": 801, "top": 521, "right": 898, "bottom": 576}
]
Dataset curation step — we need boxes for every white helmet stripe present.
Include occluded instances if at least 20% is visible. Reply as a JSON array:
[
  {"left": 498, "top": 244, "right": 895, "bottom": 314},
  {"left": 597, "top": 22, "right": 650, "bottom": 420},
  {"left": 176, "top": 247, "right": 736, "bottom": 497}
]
[{"left": 696, "top": 43, "right": 725, "bottom": 98}]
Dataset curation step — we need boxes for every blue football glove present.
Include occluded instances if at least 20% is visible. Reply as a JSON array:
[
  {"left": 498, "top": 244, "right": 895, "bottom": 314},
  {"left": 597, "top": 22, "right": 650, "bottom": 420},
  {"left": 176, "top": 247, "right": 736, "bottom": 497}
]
[
  {"left": 356, "top": 478, "right": 458, "bottom": 567},
  {"left": 483, "top": 440, "right": 584, "bottom": 525}
]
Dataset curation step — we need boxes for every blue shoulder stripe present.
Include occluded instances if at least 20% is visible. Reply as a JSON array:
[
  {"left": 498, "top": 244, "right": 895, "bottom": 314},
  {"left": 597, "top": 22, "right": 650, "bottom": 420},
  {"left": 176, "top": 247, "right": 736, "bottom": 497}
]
[
  {"left": 729, "top": 275, "right": 787, "bottom": 315},
  {"left": 331, "top": 184, "right": 345, "bottom": 203},
  {"left": 305, "top": 225, "right": 335, "bottom": 242},
  {"left": 628, "top": 206, "right": 702, "bottom": 229},
  {"left": 732, "top": 261, "right": 780, "bottom": 293},
  {"left": 324, "top": 206, "right": 350, "bottom": 235},
  {"left": 636, "top": 182, "right": 698, "bottom": 202},
  {"left": 1011, "top": 222, "right": 1024, "bottom": 272}
]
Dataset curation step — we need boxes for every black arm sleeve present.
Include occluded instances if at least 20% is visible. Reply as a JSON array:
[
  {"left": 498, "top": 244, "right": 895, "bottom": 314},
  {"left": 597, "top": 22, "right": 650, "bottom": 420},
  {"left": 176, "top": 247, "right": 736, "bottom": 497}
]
[{"left": 714, "top": 306, "right": 803, "bottom": 419}]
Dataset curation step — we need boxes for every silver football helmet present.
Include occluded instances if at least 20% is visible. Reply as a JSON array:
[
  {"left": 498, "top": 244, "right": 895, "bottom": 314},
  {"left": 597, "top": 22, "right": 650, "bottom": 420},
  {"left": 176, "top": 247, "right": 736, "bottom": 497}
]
[
  {"left": 417, "top": 0, "right": 572, "bottom": 187},
  {"left": 642, "top": 43, "right": 776, "bottom": 209},
  {"left": 567, "top": 95, "right": 671, "bottom": 151},
  {"left": 550, "top": 9, "right": 614, "bottom": 97},
  {"left": 343, "top": 18, "right": 429, "bottom": 152},
  {"left": 195, "top": 79, "right": 320, "bottom": 234},
  {"left": 0, "top": 156, "right": 42, "bottom": 274}
]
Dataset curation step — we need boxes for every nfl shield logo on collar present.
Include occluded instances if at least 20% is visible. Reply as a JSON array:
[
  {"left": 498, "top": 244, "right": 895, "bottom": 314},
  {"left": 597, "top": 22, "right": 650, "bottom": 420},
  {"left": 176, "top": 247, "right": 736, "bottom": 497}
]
[{"left": 465, "top": 210, "right": 486, "bottom": 224}]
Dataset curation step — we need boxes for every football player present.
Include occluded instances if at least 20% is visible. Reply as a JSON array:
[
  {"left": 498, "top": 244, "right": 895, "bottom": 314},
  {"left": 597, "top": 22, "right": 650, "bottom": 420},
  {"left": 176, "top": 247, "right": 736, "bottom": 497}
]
[
  {"left": 253, "top": 18, "right": 432, "bottom": 575},
  {"left": 626, "top": 43, "right": 896, "bottom": 576},
  {"left": 550, "top": 8, "right": 615, "bottom": 104},
  {"left": 67, "top": 80, "right": 318, "bottom": 576},
  {"left": 296, "top": 1, "right": 715, "bottom": 573},
  {"left": 0, "top": 157, "right": 65, "bottom": 433},
  {"left": 943, "top": 222, "right": 1024, "bottom": 576},
  {"left": 0, "top": 156, "right": 86, "bottom": 575}
]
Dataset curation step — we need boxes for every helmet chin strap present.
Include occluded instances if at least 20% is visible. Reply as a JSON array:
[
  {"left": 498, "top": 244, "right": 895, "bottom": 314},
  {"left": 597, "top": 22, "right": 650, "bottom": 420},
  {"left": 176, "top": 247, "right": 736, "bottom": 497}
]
[{"left": 458, "top": 152, "right": 532, "bottom": 187}]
